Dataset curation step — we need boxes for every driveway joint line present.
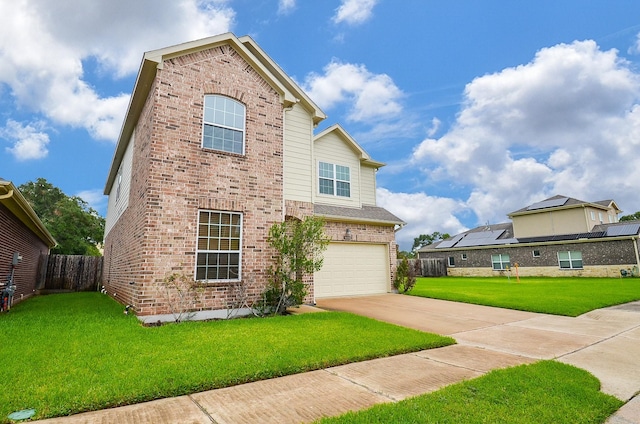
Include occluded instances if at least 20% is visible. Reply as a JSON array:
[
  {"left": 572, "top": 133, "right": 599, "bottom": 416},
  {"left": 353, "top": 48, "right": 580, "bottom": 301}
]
[
  {"left": 188, "top": 395, "right": 217, "bottom": 423},
  {"left": 322, "top": 368, "right": 401, "bottom": 402}
]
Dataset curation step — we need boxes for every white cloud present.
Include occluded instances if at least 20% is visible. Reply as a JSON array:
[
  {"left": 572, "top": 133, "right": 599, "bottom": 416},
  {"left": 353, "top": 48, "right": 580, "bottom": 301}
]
[
  {"left": 2, "top": 120, "right": 50, "bottom": 161},
  {"left": 303, "top": 60, "right": 403, "bottom": 122},
  {"left": 0, "top": 1, "right": 234, "bottom": 143},
  {"left": 278, "top": 0, "right": 296, "bottom": 15},
  {"left": 76, "top": 188, "right": 107, "bottom": 213},
  {"left": 412, "top": 40, "right": 640, "bottom": 226},
  {"left": 376, "top": 188, "right": 468, "bottom": 250},
  {"left": 333, "top": 0, "right": 378, "bottom": 25}
]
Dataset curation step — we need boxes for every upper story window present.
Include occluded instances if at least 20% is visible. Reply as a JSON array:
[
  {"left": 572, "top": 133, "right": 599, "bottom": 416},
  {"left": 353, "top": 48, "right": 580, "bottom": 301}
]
[
  {"left": 202, "top": 95, "right": 245, "bottom": 155},
  {"left": 318, "top": 162, "right": 350, "bottom": 197}
]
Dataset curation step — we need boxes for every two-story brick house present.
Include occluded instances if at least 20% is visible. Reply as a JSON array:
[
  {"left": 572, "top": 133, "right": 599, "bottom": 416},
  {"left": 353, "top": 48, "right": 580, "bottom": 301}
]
[
  {"left": 418, "top": 195, "right": 640, "bottom": 278},
  {"left": 102, "top": 33, "right": 404, "bottom": 322}
]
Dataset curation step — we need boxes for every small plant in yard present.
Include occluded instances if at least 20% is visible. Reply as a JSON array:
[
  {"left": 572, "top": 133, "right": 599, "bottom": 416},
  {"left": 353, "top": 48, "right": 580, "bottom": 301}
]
[
  {"left": 257, "top": 216, "right": 330, "bottom": 315},
  {"left": 393, "top": 257, "right": 417, "bottom": 293},
  {"left": 161, "top": 271, "right": 204, "bottom": 322}
]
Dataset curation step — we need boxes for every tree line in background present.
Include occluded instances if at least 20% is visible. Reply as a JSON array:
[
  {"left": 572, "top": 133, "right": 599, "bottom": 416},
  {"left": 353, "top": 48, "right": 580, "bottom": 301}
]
[{"left": 19, "top": 178, "right": 105, "bottom": 256}]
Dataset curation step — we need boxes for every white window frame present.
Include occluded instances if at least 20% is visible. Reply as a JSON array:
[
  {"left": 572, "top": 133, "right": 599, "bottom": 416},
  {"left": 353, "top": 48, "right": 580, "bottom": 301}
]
[
  {"left": 195, "top": 210, "right": 242, "bottom": 282},
  {"left": 318, "top": 161, "right": 351, "bottom": 197},
  {"left": 202, "top": 95, "right": 245, "bottom": 155},
  {"left": 532, "top": 250, "right": 540, "bottom": 258},
  {"left": 447, "top": 256, "right": 455, "bottom": 267},
  {"left": 491, "top": 254, "right": 510, "bottom": 270},
  {"left": 558, "top": 251, "right": 583, "bottom": 270},
  {"left": 590, "top": 211, "right": 596, "bottom": 220},
  {"left": 461, "top": 253, "right": 467, "bottom": 260}
]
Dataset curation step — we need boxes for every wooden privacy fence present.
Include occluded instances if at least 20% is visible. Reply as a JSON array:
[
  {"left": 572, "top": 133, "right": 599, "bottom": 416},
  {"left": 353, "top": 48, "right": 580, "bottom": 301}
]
[
  {"left": 408, "top": 258, "right": 447, "bottom": 277},
  {"left": 38, "top": 254, "right": 103, "bottom": 292}
]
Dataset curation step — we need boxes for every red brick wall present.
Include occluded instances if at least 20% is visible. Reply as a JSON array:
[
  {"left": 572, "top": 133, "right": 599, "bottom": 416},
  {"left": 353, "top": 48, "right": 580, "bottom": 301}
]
[
  {"left": 104, "top": 43, "right": 284, "bottom": 316},
  {"left": 0, "top": 203, "right": 49, "bottom": 305}
]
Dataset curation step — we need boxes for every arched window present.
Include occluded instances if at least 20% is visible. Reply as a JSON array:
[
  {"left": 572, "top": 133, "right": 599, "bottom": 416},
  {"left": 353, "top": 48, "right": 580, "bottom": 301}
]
[{"left": 202, "top": 95, "right": 245, "bottom": 155}]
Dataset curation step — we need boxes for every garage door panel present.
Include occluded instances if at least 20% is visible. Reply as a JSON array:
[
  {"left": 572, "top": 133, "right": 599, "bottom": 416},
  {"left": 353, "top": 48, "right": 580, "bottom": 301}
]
[{"left": 315, "top": 243, "right": 389, "bottom": 299}]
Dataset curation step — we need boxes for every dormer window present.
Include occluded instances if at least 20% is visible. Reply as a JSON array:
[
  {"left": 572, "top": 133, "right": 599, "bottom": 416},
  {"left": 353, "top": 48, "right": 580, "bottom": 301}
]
[
  {"left": 319, "top": 162, "right": 350, "bottom": 197},
  {"left": 202, "top": 95, "right": 245, "bottom": 155}
]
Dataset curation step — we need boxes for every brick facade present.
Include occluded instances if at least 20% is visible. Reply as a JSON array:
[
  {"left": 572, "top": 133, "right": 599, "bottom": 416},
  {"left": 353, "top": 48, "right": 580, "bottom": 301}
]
[
  {"left": 104, "top": 44, "right": 284, "bottom": 316},
  {"left": 103, "top": 36, "right": 403, "bottom": 321},
  {"left": 0, "top": 203, "right": 49, "bottom": 305}
]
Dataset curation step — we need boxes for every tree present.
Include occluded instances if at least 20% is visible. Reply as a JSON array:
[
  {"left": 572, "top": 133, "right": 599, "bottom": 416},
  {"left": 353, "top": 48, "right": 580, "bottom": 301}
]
[
  {"left": 412, "top": 231, "right": 450, "bottom": 253},
  {"left": 19, "top": 178, "right": 105, "bottom": 256},
  {"left": 258, "top": 216, "right": 330, "bottom": 315},
  {"left": 620, "top": 211, "right": 640, "bottom": 222}
]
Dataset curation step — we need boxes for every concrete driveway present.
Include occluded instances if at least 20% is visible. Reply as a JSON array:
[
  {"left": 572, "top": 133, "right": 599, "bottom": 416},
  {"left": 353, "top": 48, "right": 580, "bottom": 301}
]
[
  {"left": 34, "top": 294, "right": 640, "bottom": 424},
  {"left": 318, "top": 294, "right": 640, "bottom": 424}
]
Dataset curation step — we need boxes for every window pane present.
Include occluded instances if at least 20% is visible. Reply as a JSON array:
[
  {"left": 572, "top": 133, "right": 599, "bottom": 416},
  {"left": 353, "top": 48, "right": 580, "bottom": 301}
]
[
  {"left": 195, "top": 211, "right": 242, "bottom": 280},
  {"left": 319, "top": 178, "right": 334, "bottom": 195},
  {"left": 202, "top": 95, "right": 245, "bottom": 154},
  {"left": 319, "top": 162, "right": 333, "bottom": 178},
  {"left": 336, "top": 181, "right": 350, "bottom": 197},
  {"left": 558, "top": 251, "right": 570, "bottom": 261},
  {"left": 336, "top": 165, "right": 350, "bottom": 181}
]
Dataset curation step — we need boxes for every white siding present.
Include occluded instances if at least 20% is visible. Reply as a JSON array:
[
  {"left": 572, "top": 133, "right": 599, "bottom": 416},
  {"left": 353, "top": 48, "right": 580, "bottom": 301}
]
[
  {"left": 360, "top": 165, "right": 377, "bottom": 205},
  {"left": 283, "top": 103, "right": 314, "bottom": 203},
  {"left": 314, "top": 132, "right": 361, "bottom": 207},
  {"left": 104, "top": 132, "right": 134, "bottom": 236}
]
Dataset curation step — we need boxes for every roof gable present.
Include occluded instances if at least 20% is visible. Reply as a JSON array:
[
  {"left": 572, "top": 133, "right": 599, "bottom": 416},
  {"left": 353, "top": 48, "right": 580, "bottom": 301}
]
[
  {"left": 314, "top": 124, "right": 385, "bottom": 168},
  {"left": 105, "top": 32, "right": 327, "bottom": 194}
]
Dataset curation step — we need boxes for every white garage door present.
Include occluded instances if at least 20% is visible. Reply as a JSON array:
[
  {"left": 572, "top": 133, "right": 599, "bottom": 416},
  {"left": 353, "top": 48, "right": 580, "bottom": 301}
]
[{"left": 315, "top": 243, "right": 389, "bottom": 299}]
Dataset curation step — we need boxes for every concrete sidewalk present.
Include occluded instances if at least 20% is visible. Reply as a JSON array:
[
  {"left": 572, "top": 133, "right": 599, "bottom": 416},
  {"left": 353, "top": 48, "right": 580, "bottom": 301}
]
[{"left": 33, "top": 295, "right": 640, "bottom": 423}]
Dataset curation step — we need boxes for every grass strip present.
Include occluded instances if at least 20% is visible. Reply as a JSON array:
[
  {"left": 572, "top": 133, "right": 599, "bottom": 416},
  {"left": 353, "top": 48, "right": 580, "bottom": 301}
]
[
  {"left": 318, "top": 361, "right": 623, "bottom": 424},
  {"left": 410, "top": 276, "right": 640, "bottom": 316},
  {"left": 0, "top": 293, "right": 453, "bottom": 422}
]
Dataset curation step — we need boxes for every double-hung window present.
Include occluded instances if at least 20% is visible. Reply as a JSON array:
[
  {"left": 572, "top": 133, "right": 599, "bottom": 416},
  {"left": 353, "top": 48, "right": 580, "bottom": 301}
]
[
  {"left": 319, "top": 162, "right": 350, "bottom": 197},
  {"left": 491, "top": 254, "right": 510, "bottom": 270},
  {"left": 558, "top": 251, "right": 582, "bottom": 269},
  {"left": 196, "top": 211, "right": 242, "bottom": 281},
  {"left": 202, "top": 95, "right": 245, "bottom": 155}
]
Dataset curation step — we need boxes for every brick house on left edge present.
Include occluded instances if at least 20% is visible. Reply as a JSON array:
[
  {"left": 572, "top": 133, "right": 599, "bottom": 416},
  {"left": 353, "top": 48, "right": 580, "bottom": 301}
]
[
  {"left": 102, "top": 33, "right": 405, "bottom": 323},
  {"left": 1, "top": 179, "right": 57, "bottom": 306}
]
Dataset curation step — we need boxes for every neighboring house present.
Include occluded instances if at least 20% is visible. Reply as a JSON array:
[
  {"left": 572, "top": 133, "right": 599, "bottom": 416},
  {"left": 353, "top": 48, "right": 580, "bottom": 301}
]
[
  {"left": 0, "top": 179, "right": 57, "bottom": 305},
  {"left": 102, "top": 33, "right": 404, "bottom": 322},
  {"left": 418, "top": 195, "right": 640, "bottom": 278}
]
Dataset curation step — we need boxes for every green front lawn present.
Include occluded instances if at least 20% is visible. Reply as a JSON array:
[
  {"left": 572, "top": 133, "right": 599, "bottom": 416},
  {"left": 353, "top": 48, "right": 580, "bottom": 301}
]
[
  {"left": 318, "top": 361, "right": 623, "bottom": 424},
  {"left": 0, "top": 293, "right": 453, "bottom": 422},
  {"left": 410, "top": 276, "right": 640, "bottom": 316}
]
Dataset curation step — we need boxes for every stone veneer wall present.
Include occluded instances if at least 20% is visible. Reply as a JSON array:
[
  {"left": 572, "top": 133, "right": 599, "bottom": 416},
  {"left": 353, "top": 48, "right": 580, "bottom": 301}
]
[
  {"left": 420, "top": 238, "right": 639, "bottom": 278},
  {"left": 104, "top": 43, "right": 284, "bottom": 317}
]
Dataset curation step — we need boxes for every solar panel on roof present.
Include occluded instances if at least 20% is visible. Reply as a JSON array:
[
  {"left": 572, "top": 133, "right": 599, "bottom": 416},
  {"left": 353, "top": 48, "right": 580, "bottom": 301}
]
[
  {"left": 606, "top": 223, "right": 640, "bottom": 237},
  {"left": 526, "top": 197, "right": 569, "bottom": 211},
  {"left": 436, "top": 234, "right": 464, "bottom": 248},
  {"left": 456, "top": 230, "right": 506, "bottom": 247}
]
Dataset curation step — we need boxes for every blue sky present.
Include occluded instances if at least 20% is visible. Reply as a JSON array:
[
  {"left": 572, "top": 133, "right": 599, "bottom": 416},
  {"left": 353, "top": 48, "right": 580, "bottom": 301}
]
[{"left": 2, "top": 1, "right": 640, "bottom": 250}]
